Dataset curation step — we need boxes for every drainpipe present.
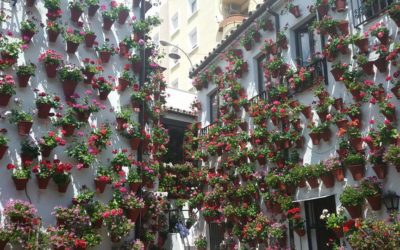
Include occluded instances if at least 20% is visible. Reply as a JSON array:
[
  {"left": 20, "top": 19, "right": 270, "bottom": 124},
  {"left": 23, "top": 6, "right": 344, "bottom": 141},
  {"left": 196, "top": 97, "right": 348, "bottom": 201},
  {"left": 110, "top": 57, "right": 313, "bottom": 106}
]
[{"left": 267, "top": 1, "right": 280, "bottom": 32}]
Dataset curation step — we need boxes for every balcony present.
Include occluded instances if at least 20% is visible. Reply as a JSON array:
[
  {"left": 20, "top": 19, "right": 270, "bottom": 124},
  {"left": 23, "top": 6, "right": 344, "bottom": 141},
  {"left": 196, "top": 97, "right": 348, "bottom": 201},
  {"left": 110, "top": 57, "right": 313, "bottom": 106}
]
[
  {"left": 351, "top": 0, "right": 397, "bottom": 27},
  {"left": 219, "top": 14, "right": 246, "bottom": 37}
]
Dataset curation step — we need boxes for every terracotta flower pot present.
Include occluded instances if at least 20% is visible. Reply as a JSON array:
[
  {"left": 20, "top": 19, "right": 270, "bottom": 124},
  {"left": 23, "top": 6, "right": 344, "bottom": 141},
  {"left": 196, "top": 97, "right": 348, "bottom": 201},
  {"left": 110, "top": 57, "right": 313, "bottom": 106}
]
[
  {"left": 70, "top": 7, "right": 83, "bottom": 22},
  {"left": 320, "top": 173, "right": 335, "bottom": 188},
  {"left": 0, "top": 94, "right": 11, "bottom": 106},
  {"left": 94, "top": 179, "right": 107, "bottom": 193},
  {"left": 92, "top": 218, "right": 103, "bottom": 229},
  {"left": 338, "top": 21, "right": 349, "bottom": 36},
  {"left": 47, "top": 30, "right": 60, "bottom": 42},
  {"left": 17, "top": 74, "right": 31, "bottom": 87},
  {"left": 331, "top": 227, "right": 343, "bottom": 238},
  {"left": 0, "top": 145, "right": 8, "bottom": 160},
  {"left": 84, "top": 33, "right": 97, "bottom": 48},
  {"left": 336, "top": 119, "right": 348, "bottom": 130},
  {"left": 37, "top": 103, "right": 52, "bottom": 119},
  {"left": 62, "top": 80, "right": 78, "bottom": 99},
  {"left": 57, "top": 181, "right": 70, "bottom": 193},
  {"left": 354, "top": 38, "right": 369, "bottom": 53},
  {"left": 301, "top": 106, "right": 312, "bottom": 119},
  {"left": 66, "top": 41, "right": 80, "bottom": 54},
  {"left": 289, "top": 5, "right": 301, "bottom": 17},
  {"left": 345, "top": 205, "right": 362, "bottom": 218},
  {"left": 36, "top": 175, "right": 50, "bottom": 189},
  {"left": 297, "top": 179, "right": 307, "bottom": 188},
  {"left": 131, "top": 61, "right": 141, "bottom": 73},
  {"left": 335, "top": 0, "right": 346, "bottom": 12},
  {"left": 0, "top": 240, "right": 8, "bottom": 250},
  {"left": 372, "top": 163, "right": 387, "bottom": 179},
  {"left": 99, "top": 51, "right": 112, "bottom": 63},
  {"left": 41, "top": 145, "right": 53, "bottom": 158},
  {"left": 21, "top": 153, "right": 34, "bottom": 164},
  {"left": 309, "top": 132, "right": 321, "bottom": 145},
  {"left": 83, "top": 70, "right": 95, "bottom": 84},
  {"left": 377, "top": 33, "right": 389, "bottom": 45},
  {"left": 99, "top": 90, "right": 110, "bottom": 100},
  {"left": 21, "top": 30, "right": 35, "bottom": 43},
  {"left": 374, "top": 57, "right": 388, "bottom": 73},
  {"left": 129, "top": 182, "right": 141, "bottom": 193},
  {"left": 366, "top": 194, "right": 382, "bottom": 211},
  {"left": 62, "top": 124, "right": 75, "bottom": 136},
  {"left": 307, "top": 177, "right": 319, "bottom": 188},
  {"left": 126, "top": 208, "right": 140, "bottom": 221},
  {"left": 330, "top": 68, "right": 344, "bottom": 81},
  {"left": 349, "top": 137, "right": 363, "bottom": 151},
  {"left": 243, "top": 43, "right": 252, "bottom": 51},
  {"left": 391, "top": 85, "right": 400, "bottom": 99},
  {"left": 75, "top": 111, "right": 90, "bottom": 122},
  {"left": 103, "top": 17, "right": 114, "bottom": 30},
  {"left": 347, "top": 164, "right": 365, "bottom": 180},
  {"left": 119, "top": 42, "right": 129, "bottom": 56},
  {"left": 13, "top": 178, "right": 29, "bottom": 190},
  {"left": 44, "top": 63, "right": 58, "bottom": 78},
  {"left": 295, "top": 228, "right": 306, "bottom": 236},
  {"left": 88, "top": 4, "right": 100, "bottom": 17},
  {"left": 332, "top": 168, "right": 345, "bottom": 182},
  {"left": 360, "top": 61, "right": 374, "bottom": 75},
  {"left": 26, "top": 0, "right": 35, "bottom": 7},
  {"left": 118, "top": 10, "right": 129, "bottom": 24},
  {"left": 116, "top": 117, "right": 127, "bottom": 130},
  {"left": 317, "top": 4, "right": 329, "bottom": 17},
  {"left": 17, "top": 121, "right": 33, "bottom": 136},
  {"left": 130, "top": 138, "right": 141, "bottom": 150}
]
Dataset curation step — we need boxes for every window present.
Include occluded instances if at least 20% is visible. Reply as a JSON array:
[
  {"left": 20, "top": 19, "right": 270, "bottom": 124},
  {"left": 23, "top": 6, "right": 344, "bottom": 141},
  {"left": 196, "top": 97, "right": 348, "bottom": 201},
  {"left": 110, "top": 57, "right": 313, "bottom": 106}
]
[
  {"left": 353, "top": 0, "right": 394, "bottom": 27},
  {"left": 294, "top": 20, "right": 315, "bottom": 67},
  {"left": 189, "top": 28, "right": 198, "bottom": 50},
  {"left": 171, "top": 13, "right": 179, "bottom": 32},
  {"left": 256, "top": 54, "right": 267, "bottom": 95},
  {"left": 209, "top": 91, "right": 219, "bottom": 123},
  {"left": 188, "top": 0, "right": 197, "bottom": 15}
]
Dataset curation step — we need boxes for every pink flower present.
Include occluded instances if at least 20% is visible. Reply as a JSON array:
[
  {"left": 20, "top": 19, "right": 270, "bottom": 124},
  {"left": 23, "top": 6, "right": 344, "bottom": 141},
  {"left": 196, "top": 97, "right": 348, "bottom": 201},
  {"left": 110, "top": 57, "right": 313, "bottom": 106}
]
[
  {"left": 100, "top": 5, "right": 106, "bottom": 11},
  {"left": 119, "top": 187, "right": 127, "bottom": 193},
  {"left": 386, "top": 76, "right": 392, "bottom": 81},
  {"left": 384, "top": 119, "right": 391, "bottom": 125},
  {"left": 369, "top": 119, "right": 375, "bottom": 124}
]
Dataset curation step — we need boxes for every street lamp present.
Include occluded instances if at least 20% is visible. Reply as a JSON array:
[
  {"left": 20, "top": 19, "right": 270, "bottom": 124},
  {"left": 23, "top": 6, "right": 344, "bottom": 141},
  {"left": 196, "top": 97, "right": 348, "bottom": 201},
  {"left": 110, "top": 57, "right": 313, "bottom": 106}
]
[
  {"left": 160, "top": 40, "right": 194, "bottom": 69},
  {"left": 383, "top": 191, "right": 400, "bottom": 212}
]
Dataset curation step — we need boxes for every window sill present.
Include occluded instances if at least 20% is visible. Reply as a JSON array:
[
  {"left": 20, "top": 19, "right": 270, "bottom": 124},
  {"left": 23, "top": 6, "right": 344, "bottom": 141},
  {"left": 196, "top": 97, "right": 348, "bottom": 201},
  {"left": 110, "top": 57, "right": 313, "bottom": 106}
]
[
  {"left": 187, "top": 10, "right": 198, "bottom": 22},
  {"left": 171, "top": 61, "right": 180, "bottom": 70},
  {"left": 171, "top": 29, "right": 180, "bottom": 38},
  {"left": 188, "top": 45, "right": 199, "bottom": 55}
]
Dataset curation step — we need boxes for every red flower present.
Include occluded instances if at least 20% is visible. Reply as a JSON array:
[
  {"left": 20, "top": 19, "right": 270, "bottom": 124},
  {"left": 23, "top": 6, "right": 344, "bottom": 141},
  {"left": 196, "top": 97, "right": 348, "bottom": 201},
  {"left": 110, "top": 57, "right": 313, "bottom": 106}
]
[{"left": 6, "top": 163, "right": 15, "bottom": 170}]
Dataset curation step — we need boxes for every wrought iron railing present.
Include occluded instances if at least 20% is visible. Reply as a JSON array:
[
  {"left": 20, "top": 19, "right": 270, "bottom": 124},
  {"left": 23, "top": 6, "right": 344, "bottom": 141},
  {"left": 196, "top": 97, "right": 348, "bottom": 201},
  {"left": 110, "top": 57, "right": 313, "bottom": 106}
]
[{"left": 351, "top": 0, "right": 397, "bottom": 27}]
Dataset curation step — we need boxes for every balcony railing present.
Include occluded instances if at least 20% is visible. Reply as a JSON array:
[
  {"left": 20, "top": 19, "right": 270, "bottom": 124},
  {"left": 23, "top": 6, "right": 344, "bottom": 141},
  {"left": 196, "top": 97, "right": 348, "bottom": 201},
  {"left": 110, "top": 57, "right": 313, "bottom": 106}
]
[{"left": 351, "top": 0, "right": 397, "bottom": 27}]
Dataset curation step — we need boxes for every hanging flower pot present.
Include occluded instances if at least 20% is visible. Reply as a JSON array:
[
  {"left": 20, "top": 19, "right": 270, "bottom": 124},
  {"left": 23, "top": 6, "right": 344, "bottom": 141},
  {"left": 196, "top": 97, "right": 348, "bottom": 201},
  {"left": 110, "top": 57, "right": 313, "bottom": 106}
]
[
  {"left": 0, "top": 145, "right": 8, "bottom": 160},
  {"left": 320, "top": 173, "right": 335, "bottom": 188},
  {"left": 252, "top": 31, "right": 261, "bottom": 43},
  {"left": 62, "top": 80, "right": 78, "bottom": 99},
  {"left": 321, "top": 128, "right": 331, "bottom": 142},
  {"left": 88, "top": 4, "right": 100, "bottom": 17},
  {"left": 94, "top": 179, "right": 108, "bottom": 193},
  {"left": 21, "top": 30, "right": 35, "bottom": 43},
  {"left": 349, "top": 137, "right": 363, "bottom": 151},
  {"left": 126, "top": 208, "right": 140, "bottom": 221},
  {"left": 317, "top": 110, "right": 328, "bottom": 122},
  {"left": 62, "top": 124, "right": 75, "bottom": 136},
  {"left": 92, "top": 218, "right": 103, "bottom": 229},
  {"left": 118, "top": 10, "right": 130, "bottom": 24},
  {"left": 309, "top": 132, "right": 321, "bottom": 145},
  {"left": 347, "top": 164, "right": 365, "bottom": 180},
  {"left": 66, "top": 41, "right": 80, "bottom": 54},
  {"left": 99, "top": 51, "right": 112, "bottom": 63},
  {"left": 0, "top": 94, "right": 11, "bottom": 107},
  {"left": 317, "top": 4, "right": 329, "bottom": 17},
  {"left": 334, "top": 0, "right": 346, "bottom": 12},
  {"left": 36, "top": 175, "right": 50, "bottom": 189},
  {"left": 360, "top": 61, "right": 374, "bottom": 75},
  {"left": 118, "top": 78, "right": 130, "bottom": 92},
  {"left": 332, "top": 168, "right": 345, "bottom": 182},
  {"left": 119, "top": 42, "right": 129, "bottom": 56},
  {"left": 344, "top": 205, "right": 362, "bottom": 218},
  {"left": 307, "top": 177, "right": 319, "bottom": 188},
  {"left": 17, "top": 121, "right": 33, "bottom": 136},
  {"left": 331, "top": 227, "right": 343, "bottom": 238},
  {"left": 41, "top": 145, "right": 53, "bottom": 158},
  {"left": 129, "top": 138, "right": 141, "bottom": 150},
  {"left": 36, "top": 103, "right": 52, "bottom": 119},
  {"left": 13, "top": 178, "right": 29, "bottom": 190},
  {"left": 335, "top": 119, "right": 348, "bottom": 130},
  {"left": 295, "top": 228, "right": 306, "bottom": 237},
  {"left": 366, "top": 194, "right": 382, "bottom": 211},
  {"left": 374, "top": 57, "right": 388, "bottom": 73},
  {"left": 391, "top": 85, "right": 400, "bottom": 99},
  {"left": 26, "top": 0, "right": 35, "bottom": 7},
  {"left": 297, "top": 179, "right": 307, "bottom": 188},
  {"left": 21, "top": 153, "right": 34, "bottom": 164},
  {"left": 372, "top": 163, "right": 387, "bottom": 179},
  {"left": 103, "top": 17, "right": 115, "bottom": 30},
  {"left": 330, "top": 68, "right": 344, "bottom": 81},
  {"left": 129, "top": 182, "right": 141, "bottom": 193},
  {"left": 382, "top": 110, "right": 396, "bottom": 122},
  {"left": 338, "top": 21, "right": 349, "bottom": 35},
  {"left": 301, "top": 106, "right": 312, "bottom": 119},
  {"left": 47, "top": 30, "right": 60, "bottom": 42},
  {"left": 44, "top": 63, "right": 58, "bottom": 78},
  {"left": 70, "top": 7, "right": 83, "bottom": 22},
  {"left": 17, "top": 74, "right": 31, "bottom": 87},
  {"left": 243, "top": 42, "right": 252, "bottom": 51},
  {"left": 1, "top": 52, "right": 17, "bottom": 65},
  {"left": 289, "top": 5, "right": 301, "bottom": 17},
  {"left": 377, "top": 33, "right": 389, "bottom": 45},
  {"left": 57, "top": 181, "right": 70, "bottom": 193},
  {"left": 116, "top": 118, "right": 127, "bottom": 130},
  {"left": 84, "top": 33, "right": 97, "bottom": 48},
  {"left": 0, "top": 240, "right": 8, "bottom": 250},
  {"left": 354, "top": 38, "right": 369, "bottom": 53},
  {"left": 98, "top": 90, "right": 111, "bottom": 100}
]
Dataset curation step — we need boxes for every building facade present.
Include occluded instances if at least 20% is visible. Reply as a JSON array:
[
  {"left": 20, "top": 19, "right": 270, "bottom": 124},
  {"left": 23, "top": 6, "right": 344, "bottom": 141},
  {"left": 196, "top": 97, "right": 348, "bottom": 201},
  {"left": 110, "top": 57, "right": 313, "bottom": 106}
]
[{"left": 188, "top": 0, "right": 400, "bottom": 249}]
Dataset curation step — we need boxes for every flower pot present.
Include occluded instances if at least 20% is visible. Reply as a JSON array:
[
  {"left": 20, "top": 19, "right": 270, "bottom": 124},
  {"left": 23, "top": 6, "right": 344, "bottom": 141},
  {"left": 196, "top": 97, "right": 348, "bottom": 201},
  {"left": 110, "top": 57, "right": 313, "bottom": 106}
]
[
  {"left": 36, "top": 175, "right": 50, "bottom": 189},
  {"left": 99, "top": 51, "right": 112, "bottom": 63},
  {"left": 317, "top": 4, "right": 329, "bottom": 17},
  {"left": 334, "top": 0, "right": 346, "bottom": 12},
  {"left": 366, "top": 194, "right": 382, "bottom": 211},
  {"left": 62, "top": 124, "right": 75, "bottom": 136},
  {"left": 372, "top": 163, "right": 387, "bottom": 179},
  {"left": 37, "top": 103, "right": 52, "bottom": 119},
  {"left": 70, "top": 7, "right": 83, "bottom": 22},
  {"left": 301, "top": 106, "right": 312, "bottom": 119},
  {"left": 103, "top": 17, "right": 114, "bottom": 31},
  {"left": 382, "top": 111, "right": 396, "bottom": 122},
  {"left": 345, "top": 205, "right": 362, "bottom": 218},
  {"left": 243, "top": 43, "right": 252, "bottom": 51},
  {"left": 119, "top": 42, "right": 129, "bottom": 57},
  {"left": 84, "top": 33, "right": 96, "bottom": 48},
  {"left": 131, "top": 61, "right": 141, "bottom": 74},
  {"left": 92, "top": 218, "right": 103, "bottom": 229},
  {"left": 44, "top": 63, "right": 58, "bottom": 78},
  {"left": 62, "top": 80, "right": 78, "bottom": 99},
  {"left": 320, "top": 173, "right": 335, "bottom": 188},
  {"left": 307, "top": 177, "right": 319, "bottom": 189},
  {"left": 13, "top": 178, "right": 29, "bottom": 190},
  {"left": 26, "top": 0, "right": 35, "bottom": 7},
  {"left": 116, "top": 117, "right": 127, "bottom": 130},
  {"left": 129, "top": 137, "right": 141, "bottom": 150},
  {"left": 309, "top": 132, "right": 321, "bottom": 145},
  {"left": 118, "top": 10, "right": 129, "bottom": 24},
  {"left": 377, "top": 33, "right": 389, "bottom": 45},
  {"left": 0, "top": 94, "right": 11, "bottom": 106},
  {"left": 360, "top": 61, "right": 374, "bottom": 75},
  {"left": 391, "top": 85, "right": 400, "bottom": 99},
  {"left": 1, "top": 52, "right": 17, "bottom": 65},
  {"left": 17, "top": 74, "right": 31, "bottom": 87},
  {"left": 17, "top": 121, "right": 33, "bottom": 136},
  {"left": 330, "top": 68, "right": 344, "bottom": 81},
  {"left": 338, "top": 21, "right": 349, "bottom": 36},
  {"left": 41, "top": 145, "right": 53, "bottom": 158},
  {"left": 336, "top": 119, "right": 348, "bottom": 130},
  {"left": 47, "top": 30, "right": 60, "bottom": 42},
  {"left": 94, "top": 179, "right": 107, "bottom": 193},
  {"left": 66, "top": 41, "right": 80, "bottom": 54},
  {"left": 0, "top": 145, "right": 8, "bottom": 159},
  {"left": 374, "top": 57, "right": 388, "bottom": 73},
  {"left": 21, "top": 153, "right": 34, "bottom": 164},
  {"left": 99, "top": 90, "right": 110, "bottom": 100},
  {"left": 289, "top": 5, "right": 301, "bottom": 17},
  {"left": 317, "top": 110, "right": 328, "bottom": 122},
  {"left": 57, "top": 181, "right": 70, "bottom": 193},
  {"left": 297, "top": 179, "right": 307, "bottom": 188},
  {"left": 21, "top": 30, "right": 35, "bottom": 43},
  {"left": 129, "top": 182, "right": 141, "bottom": 193},
  {"left": 83, "top": 70, "right": 95, "bottom": 84},
  {"left": 295, "top": 228, "right": 306, "bottom": 236},
  {"left": 126, "top": 208, "right": 140, "bottom": 222},
  {"left": 292, "top": 119, "right": 302, "bottom": 131},
  {"left": 354, "top": 38, "right": 369, "bottom": 53},
  {"left": 349, "top": 137, "right": 363, "bottom": 151},
  {"left": 332, "top": 168, "right": 345, "bottom": 182},
  {"left": 331, "top": 227, "right": 343, "bottom": 238},
  {"left": 88, "top": 4, "right": 100, "bottom": 17},
  {"left": 337, "top": 149, "right": 348, "bottom": 160},
  {"left": 347, "top": 164, "right": 365, "bottom": 180},
  {"left": 0, "top": 240, "right": 8, "bottom": 250}
]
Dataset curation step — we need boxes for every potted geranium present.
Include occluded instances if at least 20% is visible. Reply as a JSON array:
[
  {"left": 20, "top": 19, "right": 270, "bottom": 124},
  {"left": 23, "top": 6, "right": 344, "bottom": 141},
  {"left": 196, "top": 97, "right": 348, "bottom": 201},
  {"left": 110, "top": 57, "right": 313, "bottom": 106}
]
[
  {"left": 58, "top": 64, "right": 84, "bottom": 98},
  {"left": 320, "top": 208, "right": 347, "bottom": 238},
  {"left": 87, "top": 124, "right": 112, "bottom": 152},
  {"left": 83, "top": 28, "right": 96, "bottom": 48},
  {"left": 38, "top": 131, "right": 66, "bottom": 158},
  {"left": 287, "top": 207, "right": 305, "bottom": 236},
  {"left": 81, "top": 58, "right": 103, "bottom": 83},
  {"left": 32, "top": 160, "right": 54, "bottom": 189},
  {"left": 356, "top": 54, "right": 374, "bottom": 75},
  {"left": 194, "top": 236, "right": 207, "bottom": 250},
  {"left": 127, "top": 169, "right": 142, "bottom": 192},
  {"left": 85, "top": 0, "right": 100, "bottom": 16},
  {"left": 350, "top": 32, "right": 369, "bottom": 53},
  {"left": 52, "top": 109, "right": 83, "bottom": 136},
  {"left": 120, "top": 121, "right": 144, "bottom": 150},
  {"left": 20, "top": 139, "right": 40, "bottom": 163},
  {"left": 118, "top": 66, "right": 136, "bottom": 91},
  {"left": 46, "top": 226, "right": 75, "bottom": 249},
  {"left": 115, "top": 107, "right": 132, "bottom": 130},
  {"left": 62, "top": 28, "right": 84, "bottom": 53},
  {"left": 103, "top": 208, "right": 133, "bottom": 242},
  {"left": 384, "top": 145, "right": 400, "bottom": 172},
  {"left": 94, "top": 166, "right": 112, "bottom": 193},
  {"left": 7, "top": 162, "right": 31, "bottom": 190},
  {"left": 16, "top": 63, "right": 35, "bottom": 87},
  {"left": 67, "top": 141, "right": 95, "bottom": 168},
  {"left": 130, "top": 89, "right": 145, "bottom": 109},
  {"left": 370, "top": 23, "right": 389, "bottom": 44},
  {"left": 87, "top": 201, "right": 107, "bottom": 228},
  {"left": 0, "top": 37, "right": 22, "bottom": 66},
  {"left": 312, "top": 16, "right": 338, "bottom": 36},
  {"left": 0, "top": 74, "right": 15, "bottom": 106},
  {"left": 116, "top": 3, "right": 130, "bottom": 24},
  {"left": 110, "top": 151, "right": 131, "bottom": 171},
  {"left": 69, "top": 95, "right": 103, "bottom": 121},
  {"left": 9, "top": 109, "right": 33, "bottom": 136},
  {"left": 121, "top": 192, "right": 145, "bottom": 222},
  {"left": 46, "top": 20, "right": 63, "bottom": 42},
  {"left": 52, "top": 160, "right": 73, "bottom": 192},
  {"left": 69, "top": 0, "right": 85, "bottom": 22},
  {"left": 92, "top": 76, "right": 114, "bottom": 100},
  {"left": 20, "top": 19, "right": 37, "bottom": 44},
  {"left": 343, "top": 153, "right": 365, "bottom": 180},
  {"left": 378, "top": 99, "right": 396, "bottom": 122},
  {"left": 102, "top": 8, "right": 117, "bottom": 31},
  {"left": 0, "top": 134, "right": 8, "bottom": 160},
  {"left": 339, "top": 186, "right": 364, "bottom": 218},
  {"left": 323, "top": 156, "right": 344, "bottom": 181},
  {"left": 35, "top": 92, "right": 60, "bottom": 119},
  {"left": 0, "top": 227, "right": 10, "bottom": 250},
  {"left": 44, "top": 0, "right": 62, "bottom": 20},
  {"left": 360, "top": 176, "right": 383, "bottom": 211},
  {"left": 38, "top": 49, "right": 63, "bottom": 78},
  {"left": 95, "top": 40, "right": 116, "bottom": 63}
]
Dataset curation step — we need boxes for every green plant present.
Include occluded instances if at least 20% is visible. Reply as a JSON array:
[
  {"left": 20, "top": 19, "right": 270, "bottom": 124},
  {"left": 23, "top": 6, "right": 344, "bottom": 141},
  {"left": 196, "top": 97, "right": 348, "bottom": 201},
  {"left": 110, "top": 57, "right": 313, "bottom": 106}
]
[
  {"left": 9, "top": 109, "right": 33, "bottom": 123},
  {"left": 36, "top": 92, "right": 61, "bottom": 108},
  {"left": 69, "top": 0, "right": 85, "bottom": 10},
  {"left": 103, "top": 208, "right": 134, "bottom": 241},
  {"left": 66, "top": 141, "right": 95, "bottom": 166},
  {"left": 131, "top": 16, "right": 161, "bottom": 34},
  {"left": 116, "top": 106, "right": 132, "bottom": 121},
  {"left": 62, "top": 28, "right": 84, "bottom": 43},
  {"left": 384, "top": 145, "right": 400, "bottom": 167},
  {"left": 16, "top": 63, "right": 36, "bottom": 76},
  {"left": 110, "top": 152, "right": 131, "bottom": 167},
  {"left": 33, "top": 160, "right": 54, "bottom": 179},
  {"left": 0, "top": 134, "right": 8, "bottom": 146},
  {"left": 44, "top": 0, "right": 61, "bottom": 10},
  {"left": 58, "top": 64, "right": 84, "bottom": 82},
  {"left": 38, "top": 49, "right": 63, "bottom": 65},
  {"left": 0, "top": 75, "right": 16, "bottom": 95},
  {"left": 127, "top": 169, "right": 141, "bottom": 183},
  {"left": 339, "top": 186, "right": 364, "bottom": 207},
  {"left": 320, "top": 208, "right": 347, "bottom": 229},
  {"left": 20, "top": 139, "right": 40, "bottom": 158},
  {"left": 0, "top": 37, "right": 22, "bottom": 58},
  {"left": 92, "top": 76, "right": 113, "bottom": 92},
  {"left": 20, "top": 19, "right": 37, "bottom": 32},
  {"left": 52, "top": 161, "right": 73, "bottom": 184},
  {"left": 46, "top": 20, "right": 63, "bottom": 33},
  {"left": 85, "top": 0, "right": 99, "bottom": 6},
  {"left": 95, "top": 40, "right": 116, "bottom": 54},
  {"left": 343, "top": 153, "right": 365, "bottom": 166},
  {"left": 7, "top": 163, "right": 31, "bottom": 179},
  {"left": 360, "top": 176, "right": 382, "bottom": 197},
  {"left": 194, "top": 236, "right": 207, "bottom": 249},
  {"left": 119, "top": 121, "right": 143, "bottom": 139}
]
